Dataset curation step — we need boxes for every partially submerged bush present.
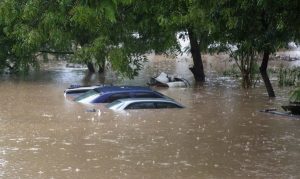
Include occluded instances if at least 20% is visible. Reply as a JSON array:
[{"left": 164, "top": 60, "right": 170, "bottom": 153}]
[
  {"left": 222, "top": 64, "right": 240, "bottom": 77},
  {"left": 289, "top": 87, "right": 300, "bottom": 104},
  {"left": 278, "top": 66, "right": 300, "bottom": 87},
  {"left": 222, "top": 61, "right": 261, "bottom": 87}
]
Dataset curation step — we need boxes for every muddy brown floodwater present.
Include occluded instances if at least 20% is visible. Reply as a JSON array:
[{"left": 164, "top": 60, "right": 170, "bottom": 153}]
[{"left": 0, "top": 55, "right": 299, "bottom": 178}]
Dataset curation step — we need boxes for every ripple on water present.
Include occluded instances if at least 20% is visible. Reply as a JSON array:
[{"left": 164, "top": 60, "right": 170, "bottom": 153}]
[
  {"left": 0, "top": 159, "right": 7, "bottom": 178},
  {"left": 101, "top": 139, "right": 119, "bottom": 144},
  {"left": 0, "top": 159, "right": 7, "bottom": 167}
]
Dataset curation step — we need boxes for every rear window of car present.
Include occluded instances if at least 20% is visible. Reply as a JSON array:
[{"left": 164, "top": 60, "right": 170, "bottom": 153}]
[
  {"left": 74, "top": 89, "right": 99, "bottom": 101},
  {"left": 103, "top": 93, "right": 131, "bottom": 103},
  {"left": 125, "top": 102, "right": 156, "bottom": 109}
]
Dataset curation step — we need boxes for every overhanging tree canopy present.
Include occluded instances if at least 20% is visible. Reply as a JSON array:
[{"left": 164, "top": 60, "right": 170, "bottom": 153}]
[{"left": 0, "top": 0, "right": 299, "bottom": 96}]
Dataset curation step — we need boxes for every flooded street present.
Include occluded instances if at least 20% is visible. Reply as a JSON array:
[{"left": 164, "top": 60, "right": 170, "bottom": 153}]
[{"left": 0, "top": 56, "right": 299, "bottom": 178}]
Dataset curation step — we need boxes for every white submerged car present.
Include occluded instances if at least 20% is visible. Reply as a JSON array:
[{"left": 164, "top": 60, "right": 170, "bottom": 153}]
[{"left": 106, "top": 98, "right": 184, "bottom": 111}]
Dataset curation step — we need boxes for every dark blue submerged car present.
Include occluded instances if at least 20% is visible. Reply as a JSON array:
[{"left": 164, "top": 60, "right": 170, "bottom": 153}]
[{"left": 74, "top": 86, "right": 167, "bottom": 104}]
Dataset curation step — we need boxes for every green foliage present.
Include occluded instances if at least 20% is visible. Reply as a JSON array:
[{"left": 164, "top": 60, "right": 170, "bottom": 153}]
[
  {"left": 228, "top": 42, "right": 258, "bottom": 88},
  {"left": 222, "top": 64, "right": 240, "bottom": 77},
  {"left": 101, "top": 0, "right": 117, "bottom": 22},
  {"left": 0, "top": 0, "right": 144, "bottom": 75},
  {"left": 0, "top": 0, "right": 42, "bottom": 73},
  {"left": 22, "top": 0, "right": 40, "bottom": 21},
  {"left": 70, "top": 6, "right": 98, "bottom": 29},
  {"left": 278, "top": 66, "right": 300, "bottom": 87},
  {"left": 108, "top": 48, "right": 145, "bottom": 78},
  {"left": 207, "top": 0, "right": 300, "bottom": 89},
  {"left": 289, "top": 88, "right": 300, "bottom": 103},
  {"left": 74, "top": 36, "right": 108, "bottom": 64},
  {"left": 0, "top": 0, "right": 299, "bottom": 81}
]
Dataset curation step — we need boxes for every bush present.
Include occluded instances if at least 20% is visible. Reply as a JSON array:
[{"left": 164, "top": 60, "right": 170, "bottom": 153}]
[
  {"left": 278, "top": 66, "right": 300, "bottom": 87},
  {"left": 289, "top": 87, "right": 300, "bottom": 103}
]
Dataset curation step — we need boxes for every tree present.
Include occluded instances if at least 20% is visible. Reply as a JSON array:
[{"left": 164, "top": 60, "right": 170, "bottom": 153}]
[
  {"left": 0, "top": 0, "right": 149, "bottom": 77},
  {"left": 209, "top": 0, "right": 300, "bottom": 97},
  {"left": 0, "top": 0, "right": 42, "bottom": 73},
  {"left": 153, "top": 0, "right": 212, "bottom": 82},
  {"left": 1, "top": 0, "right": 299, "bottom": 90}
]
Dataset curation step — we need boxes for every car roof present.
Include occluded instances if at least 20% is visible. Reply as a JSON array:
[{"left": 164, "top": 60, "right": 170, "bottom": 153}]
[
  {"left": 96, "top": 86, "right": 155, "bottom": 94},
  {"left": 115, "top": 98, "right": 176, "bottom": 103},
  {"left": 111, "top": 98, "right": 185, "bottom": 108}
]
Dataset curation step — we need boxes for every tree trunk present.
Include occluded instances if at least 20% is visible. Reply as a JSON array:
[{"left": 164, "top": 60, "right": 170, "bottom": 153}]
[
  {"left": 188, "top": 28, "right": 205, "bottom": 82},
  {"left": 98, "top": 65, "right": 104, "bottom": 73},
  {"left": 242, "top": 71, "right": 251, "bottom": 89},
  {"left": 260, "top": 51, "right": 275, "bottom": 97},
  {"left": 87, "top": 62, "right": 95, "bottom": 73},
  {"left": 98, "top": 62, "right": 105, "bottom": 73}
]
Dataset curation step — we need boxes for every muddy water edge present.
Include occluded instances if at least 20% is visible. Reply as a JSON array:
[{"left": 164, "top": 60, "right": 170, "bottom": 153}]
[{"left": 0, "top": 56, "right": 299, "bottom": 178}]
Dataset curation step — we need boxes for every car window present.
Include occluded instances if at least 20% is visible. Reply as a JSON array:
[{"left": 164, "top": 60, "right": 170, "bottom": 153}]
[
  {"left": 133, "top": 92, "right": 161, "bottom": 98},
  {"left": 74, "top": 89, "right": 99, "bottom": 101},
  {"left": 106, "top": 100, "right": 122, "bottom": 108},
  {"left": 125, "top": 102, "right": 156, "bottom": 110},
  {"left": 155, "top": 102, "right": 182, "bottom": 108},
  {"left": 103, "top": 93, "right": 130, "bottom": 103},
  {"left": 66, "top": 89, "right": 89, "bottom": 94}
]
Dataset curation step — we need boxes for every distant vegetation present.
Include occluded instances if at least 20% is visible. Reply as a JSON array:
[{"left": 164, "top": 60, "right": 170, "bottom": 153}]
[
  {"left": 0, "top": 0, "right": 299, "bottom": 96},
  {"left": 278, "top": 66, "right": 300, "bottom": 87},
  {"left": 289, "top": 88, "right": 300, "bottom": 103}
]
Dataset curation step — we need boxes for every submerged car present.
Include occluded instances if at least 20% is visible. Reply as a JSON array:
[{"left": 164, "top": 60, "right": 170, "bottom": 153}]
[
  {"left": 64, "top": 84, "right": 108, "bottom": 98},
  {"left": 106, "top": 98, "right": 184, "bottom": 110},
  {"left": 148, "top": 72, "right": 190, "bottom": 88},
  {"left": 74, "top": 86, "right": 168, "bottom": 104}
]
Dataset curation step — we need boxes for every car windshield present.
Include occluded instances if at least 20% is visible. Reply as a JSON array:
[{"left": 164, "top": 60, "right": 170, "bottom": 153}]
[
  {"left": 65, "top": 89, "right": 89, "bottom": 94},
  {"left": 106, "top": 100, "right": 122, "bottom": 108},
  {"left": 74, "top": 89, "right": 99, "bottom": 101}
]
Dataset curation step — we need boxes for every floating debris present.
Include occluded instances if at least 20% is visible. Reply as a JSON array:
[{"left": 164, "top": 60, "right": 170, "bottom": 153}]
[{"left": 86, "top": 109, "right": 96, "bottom": 113}]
